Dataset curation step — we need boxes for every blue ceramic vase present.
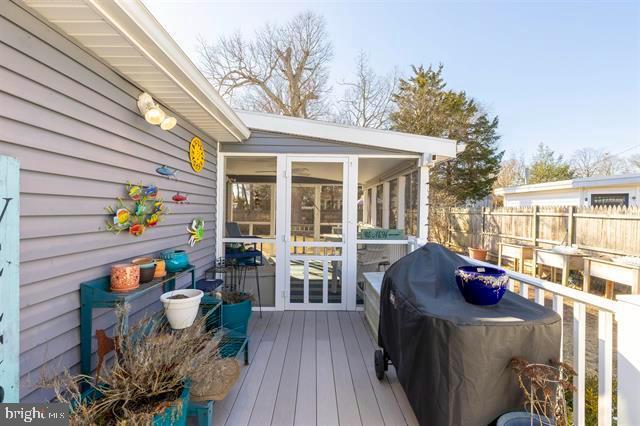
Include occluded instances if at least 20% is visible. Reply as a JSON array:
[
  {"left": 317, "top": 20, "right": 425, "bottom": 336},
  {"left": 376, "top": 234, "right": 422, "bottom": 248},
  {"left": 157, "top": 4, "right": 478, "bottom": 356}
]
[
  {"left": 455, "top": 265, "right": 508, "bottom": 306},
  {"left": 161, "top": 250, "right": 190, "bottom": 273}
]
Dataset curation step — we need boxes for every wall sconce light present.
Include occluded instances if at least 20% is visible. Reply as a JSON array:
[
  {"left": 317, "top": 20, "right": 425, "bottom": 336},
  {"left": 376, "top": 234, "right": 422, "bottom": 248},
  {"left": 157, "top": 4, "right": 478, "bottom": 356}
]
[
  {"left": 160, "top": 116, "right": 177, "bottom": 130},
  {"left": 137, "top": 93, "right": 176, "bottom": 130}
]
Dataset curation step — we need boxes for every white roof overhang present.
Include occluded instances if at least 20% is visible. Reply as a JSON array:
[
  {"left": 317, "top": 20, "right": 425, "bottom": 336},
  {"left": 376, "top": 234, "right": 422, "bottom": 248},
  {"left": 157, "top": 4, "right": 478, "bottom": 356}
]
[
  {"left": 236, "top": 110, "right": 460, "bottom": 164},
  {"left": 21, "top": 0, "right": 250, "bottom": 142},
  {"left": 494, "top": 174, "right": 640, "bottom": 196}
]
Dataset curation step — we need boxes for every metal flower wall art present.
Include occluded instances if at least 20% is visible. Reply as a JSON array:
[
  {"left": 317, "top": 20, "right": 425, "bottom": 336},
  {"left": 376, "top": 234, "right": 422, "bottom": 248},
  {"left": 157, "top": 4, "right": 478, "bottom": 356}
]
[
  {"left": 186, "top": 218, "right": 204, "bottom": 246},
  {"left": 106, "top": 182, "right": 166, "bottom": 236}
]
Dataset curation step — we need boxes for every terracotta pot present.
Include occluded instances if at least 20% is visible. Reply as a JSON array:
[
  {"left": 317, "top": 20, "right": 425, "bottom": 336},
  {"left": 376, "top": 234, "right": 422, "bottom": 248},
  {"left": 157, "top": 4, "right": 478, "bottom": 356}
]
[
  {"left": 110, "top": 264, "right": 140, "bottom": 292},
  {"left": 154, "top": 259, "right": 167, "bottom": 278},
  {"left": 468, "top": 247, "right": 488, "bottom": 261}
]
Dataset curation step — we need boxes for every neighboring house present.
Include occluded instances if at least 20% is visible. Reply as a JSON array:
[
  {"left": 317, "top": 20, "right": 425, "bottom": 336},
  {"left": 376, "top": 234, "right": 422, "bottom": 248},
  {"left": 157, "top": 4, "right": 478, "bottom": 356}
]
[
  {"left": 494, "top": 174, "right": 640, "bottom": 208},
  {"left": 0, "top": 0, "right": 459, "bottom": 401}
]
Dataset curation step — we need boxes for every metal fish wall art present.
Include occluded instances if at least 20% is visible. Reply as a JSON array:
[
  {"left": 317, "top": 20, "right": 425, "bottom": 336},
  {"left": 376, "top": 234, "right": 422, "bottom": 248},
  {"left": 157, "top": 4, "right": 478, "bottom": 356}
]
[{"left": 156, "top": 165, "right": 177, "bottom": 179}]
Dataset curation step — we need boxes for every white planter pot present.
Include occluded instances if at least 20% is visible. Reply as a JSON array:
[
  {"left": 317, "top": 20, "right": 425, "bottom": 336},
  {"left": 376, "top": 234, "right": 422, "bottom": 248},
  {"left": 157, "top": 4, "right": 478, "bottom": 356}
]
[{"left": 160, "top": 289, "right": 204, "bottom": 329}]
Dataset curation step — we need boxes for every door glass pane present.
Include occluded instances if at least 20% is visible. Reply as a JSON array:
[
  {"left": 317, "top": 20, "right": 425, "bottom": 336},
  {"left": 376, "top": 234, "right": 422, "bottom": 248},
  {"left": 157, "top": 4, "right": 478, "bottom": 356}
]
[
  {"left": 308, "top": 260, "right": 325, "bottom": 304},
  {"left": 328, "top": 260, "right": 342, "bottom": 304},
  {"left": 290, "top": 161, "right": 343, "bottom": 242},
  {"left": 289, "top": 259, "right": 304, "bottom": 303}
]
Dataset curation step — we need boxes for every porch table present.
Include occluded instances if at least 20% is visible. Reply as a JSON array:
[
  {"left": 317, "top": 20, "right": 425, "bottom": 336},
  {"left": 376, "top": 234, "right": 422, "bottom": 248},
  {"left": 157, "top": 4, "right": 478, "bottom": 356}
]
[
  {"left": 533, "top": 248, "right": 587, "bottom": 286},
  {"left": 80, "top": 265, "right": 196, "bottom": 377},
  {"left": 498, "top": 242, "right": 534, "bottom": 274},
  {"left": 583, "top": 257, "right": 640, "bottom": 298}
]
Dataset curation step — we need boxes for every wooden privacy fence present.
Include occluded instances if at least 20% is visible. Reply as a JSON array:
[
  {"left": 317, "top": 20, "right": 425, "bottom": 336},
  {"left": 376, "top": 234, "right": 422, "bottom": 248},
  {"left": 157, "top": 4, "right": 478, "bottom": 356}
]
[{"left": 431, "top": 206, "right": 640, "bottom": 257}]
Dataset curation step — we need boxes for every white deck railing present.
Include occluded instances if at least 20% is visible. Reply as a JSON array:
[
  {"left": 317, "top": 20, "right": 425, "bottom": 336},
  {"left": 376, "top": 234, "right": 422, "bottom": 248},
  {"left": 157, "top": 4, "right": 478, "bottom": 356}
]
[
  {"left": 403, "top": 241, "right": 640, "bottom": 425},
  {"left": 460, "top": 255, "right": 616, "bottom": 426}
]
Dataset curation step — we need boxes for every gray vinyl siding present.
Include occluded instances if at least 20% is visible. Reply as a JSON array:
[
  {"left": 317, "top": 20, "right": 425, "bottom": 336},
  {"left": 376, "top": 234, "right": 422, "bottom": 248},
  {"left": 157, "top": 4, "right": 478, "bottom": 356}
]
[
  {"left": 1, "top": 1, "right": 217, "bottom": 401},
  {"left": 221, "top": 130, "right": 416, "bottom": 155}
]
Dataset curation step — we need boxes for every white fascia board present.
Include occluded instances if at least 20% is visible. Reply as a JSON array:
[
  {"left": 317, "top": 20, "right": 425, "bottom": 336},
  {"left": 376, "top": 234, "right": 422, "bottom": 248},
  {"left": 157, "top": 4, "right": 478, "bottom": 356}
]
[
  {"left": 87, "top": 0, "right": 250, "bottom": 142},
  {"left": 495, "top": 174, "right": 640, "bottom": 195},
  {"left": 236, "top": 110, "right": 458, "bottom": 159}
]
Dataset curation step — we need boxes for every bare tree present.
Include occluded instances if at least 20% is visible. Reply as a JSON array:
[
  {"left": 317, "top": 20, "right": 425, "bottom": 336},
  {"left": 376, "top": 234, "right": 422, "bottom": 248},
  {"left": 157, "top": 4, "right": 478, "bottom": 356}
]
[
  {"left": 570, "top": 148, "right": 625, "bottom": 177},
  {"left": 336, "top": 51, "right": 398, "bottom": 129},
  {"left": 197, "top": 12, "right": 333, "bottom": 118},
  {"left": 494, "top": 155, "right": 526, "bottom": 188},
  {"left": 626, "top": 153, "right": 640, "bottom": 173}
]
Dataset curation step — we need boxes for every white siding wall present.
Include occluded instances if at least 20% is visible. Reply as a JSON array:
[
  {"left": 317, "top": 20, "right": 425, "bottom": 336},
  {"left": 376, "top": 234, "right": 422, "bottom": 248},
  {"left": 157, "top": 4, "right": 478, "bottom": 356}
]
[{"left": 504, "top": 184, "right": 640, "bottom": 208}]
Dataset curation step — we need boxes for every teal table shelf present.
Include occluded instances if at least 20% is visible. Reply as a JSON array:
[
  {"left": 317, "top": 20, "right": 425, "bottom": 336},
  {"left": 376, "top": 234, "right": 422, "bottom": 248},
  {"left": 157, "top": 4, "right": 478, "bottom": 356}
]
[{"left": 80, "top": 265, "right": 196, "bottom": 377}]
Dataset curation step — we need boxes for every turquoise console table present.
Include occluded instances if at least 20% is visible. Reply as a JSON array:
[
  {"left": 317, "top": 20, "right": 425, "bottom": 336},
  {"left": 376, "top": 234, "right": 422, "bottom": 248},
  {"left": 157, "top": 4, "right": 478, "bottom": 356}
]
[{"left": 79, "top": 265, "right": 196, "bottom": 377}]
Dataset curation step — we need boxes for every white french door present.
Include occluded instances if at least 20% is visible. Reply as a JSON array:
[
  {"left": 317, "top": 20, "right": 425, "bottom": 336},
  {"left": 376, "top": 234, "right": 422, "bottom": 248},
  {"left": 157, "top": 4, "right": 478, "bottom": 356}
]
[{"left": 284, "top": 156, "right": 349, "bottom": 310}]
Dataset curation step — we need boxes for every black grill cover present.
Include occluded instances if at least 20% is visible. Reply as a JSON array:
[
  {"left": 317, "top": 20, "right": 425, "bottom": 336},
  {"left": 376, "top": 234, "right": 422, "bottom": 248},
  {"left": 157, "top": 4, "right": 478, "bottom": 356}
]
[{"left": 378, "top": 243, "right": 561, "bottom": 426}]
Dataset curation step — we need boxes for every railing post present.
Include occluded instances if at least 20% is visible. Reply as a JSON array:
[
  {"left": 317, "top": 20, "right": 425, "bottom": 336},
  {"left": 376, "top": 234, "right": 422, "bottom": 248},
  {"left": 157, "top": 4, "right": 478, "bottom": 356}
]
[
  {"left": 568, "top": 206, "right": 575, "bottom": 246},
  {"left": 616, "top": 295, "right": 640, "bottom": 426},
  {"left": 447, "top": 206, "right": 452, "bottom": 248},
  {"left": 481, "top": 207, "right": 487, "bottom": 251},
  {"left": 532, "top": 205, "right": 539, "bottom": 247}
]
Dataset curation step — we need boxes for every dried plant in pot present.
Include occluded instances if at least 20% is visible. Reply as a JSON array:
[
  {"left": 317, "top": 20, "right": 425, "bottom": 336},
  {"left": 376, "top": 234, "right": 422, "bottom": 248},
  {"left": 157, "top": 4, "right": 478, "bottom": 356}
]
[
  {"left": 497, "top": 358, "right": 576, "bottom": 426},
  {"left": 42, "top": 304, "right": 221, "bottom": 425}
]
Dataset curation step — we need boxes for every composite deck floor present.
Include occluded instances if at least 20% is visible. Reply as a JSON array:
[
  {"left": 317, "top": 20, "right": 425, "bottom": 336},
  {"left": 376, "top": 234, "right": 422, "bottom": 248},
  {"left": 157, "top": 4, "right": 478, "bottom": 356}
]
[{"left": 214, "top": 311, "right": 419, "bottom": 426}]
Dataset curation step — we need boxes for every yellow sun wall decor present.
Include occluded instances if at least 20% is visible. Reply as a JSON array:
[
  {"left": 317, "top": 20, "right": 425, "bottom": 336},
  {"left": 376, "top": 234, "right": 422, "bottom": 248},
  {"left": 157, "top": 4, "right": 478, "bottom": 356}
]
[{"left": 189, "top": 136, "right": 205, "bottom": 172}]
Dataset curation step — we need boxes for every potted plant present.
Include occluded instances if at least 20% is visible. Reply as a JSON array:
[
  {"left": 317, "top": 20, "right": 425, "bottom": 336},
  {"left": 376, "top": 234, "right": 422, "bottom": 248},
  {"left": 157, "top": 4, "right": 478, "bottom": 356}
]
[
  {"left": 497, "top": 358, "right": 576, "bottom": 426},
  {"left": 468, "top": 246, "right": 488, "bottom": 261},
  {"left": 44, "top": 308, "right": 220, "bottom": 425},
  {"left": 160, "top": 288, "right": 204, "bottom": 329},
  {"left": 215, "top": 290, "right": 253, "bottom": 335}
]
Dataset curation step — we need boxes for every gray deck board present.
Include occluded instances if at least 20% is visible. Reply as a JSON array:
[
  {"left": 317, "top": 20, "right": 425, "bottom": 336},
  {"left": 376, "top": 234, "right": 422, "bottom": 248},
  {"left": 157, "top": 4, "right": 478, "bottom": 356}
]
[
  {"left": 213, "top": 312, "right": 272, "bottom": 425},
  {"left": 218, "top": 311, "right": 417, "bottom": 426},
  {"left": 226, "top": 312, "right": 283, "bottom": 426},
  {"left": 272, "top": 311, "right": 305, "bottom": 426},
  {"left": 327, "top": 311, "right": 361, "bottom": 426},
  {"left": 294, "top": 312, "right": 317, "bottom": 426},
  {"left": 348, "top": 311, "right": 410, "bottom": 426},
  {"left": 354, "top": 312, "right": 419, "bottom": 426},
  {"left": 338, "top": 312, "right": 384, "bottom": 426},
  {"left": 315, "top": 312, "right": 339, "bottom": 425},
  {"left": 248, "top": 311, "right": 294, "bottom": 425}
]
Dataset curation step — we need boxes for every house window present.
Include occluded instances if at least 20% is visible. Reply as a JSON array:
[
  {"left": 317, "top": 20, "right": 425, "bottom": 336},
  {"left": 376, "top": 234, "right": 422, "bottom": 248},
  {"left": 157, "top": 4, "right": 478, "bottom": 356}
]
[
  {"left": 376, "top": 184, "right": 384, "bottom": 227},
  {"left": 404, "top": 171, "right": 418, "bottom": 236},
  {"left": 229, "top": 182, "right": 274, "bottom": 236},
  {"left": 389, "top": 179, "right": 398, "bottom": 229},
  {"left": 591, "top": 193, "right": 629, "bottom": 207}
]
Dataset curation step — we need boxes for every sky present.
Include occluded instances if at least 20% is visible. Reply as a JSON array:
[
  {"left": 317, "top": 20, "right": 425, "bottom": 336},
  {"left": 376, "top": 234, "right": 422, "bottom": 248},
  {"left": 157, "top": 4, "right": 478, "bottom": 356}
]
[{"left": 143, "top": 0, "right": 640, "bottom": 160}]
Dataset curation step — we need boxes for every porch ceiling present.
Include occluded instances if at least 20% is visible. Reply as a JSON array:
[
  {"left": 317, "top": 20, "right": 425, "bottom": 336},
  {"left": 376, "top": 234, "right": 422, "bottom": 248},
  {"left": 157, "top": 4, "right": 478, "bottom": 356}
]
[{"left": 21, "top": 0, "right": 250, "bottom": 143}]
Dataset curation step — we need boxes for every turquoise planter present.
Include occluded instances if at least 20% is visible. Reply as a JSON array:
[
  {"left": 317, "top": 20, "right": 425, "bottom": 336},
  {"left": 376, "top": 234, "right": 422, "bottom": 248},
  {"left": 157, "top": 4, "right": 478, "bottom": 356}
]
[
  {"left": 161, "top": 250, "right": 190, "bottom": 273},
  {"left": 78, "top": 383, "right": 190, "bottom": 425},
  {"left": 222, "top": 298, "right": 252, "bottom": 335}
]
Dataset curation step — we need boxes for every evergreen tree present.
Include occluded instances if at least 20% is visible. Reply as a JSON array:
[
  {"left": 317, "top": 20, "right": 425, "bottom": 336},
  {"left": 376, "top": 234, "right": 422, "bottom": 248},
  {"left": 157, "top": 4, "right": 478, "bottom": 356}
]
[
  {"left": 528, "top": 143, "right": 573, "bottom": 184},
  {"left": 391, "top": 65, "right": 504, "bottom": 205}
]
